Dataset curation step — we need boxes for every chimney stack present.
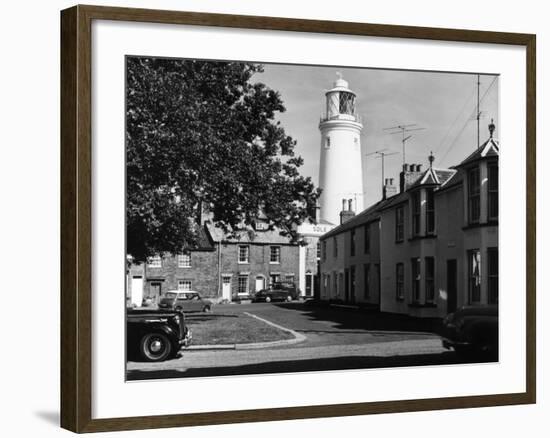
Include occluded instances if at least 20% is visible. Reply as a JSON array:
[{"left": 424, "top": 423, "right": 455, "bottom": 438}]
[
  {"left": 400, "top": 163, "right": 424, "bottom": 193},
  {"left": 383, "top": 178, "right": 397, "bottom": 199},
  {"left": 339, "top": 198, "right": 356, "bottom": 225}
]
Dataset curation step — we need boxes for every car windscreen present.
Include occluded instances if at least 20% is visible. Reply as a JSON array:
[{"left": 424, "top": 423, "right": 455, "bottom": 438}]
[{"left": 164, "top": 292, "right": 177, "bottom": 298}]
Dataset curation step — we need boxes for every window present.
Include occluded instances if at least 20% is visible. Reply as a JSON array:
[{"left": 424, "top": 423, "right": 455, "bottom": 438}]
[
  {"left": 325, "top": 274, "right": 331, "bottom": 295},
  {"left": 426, "top": 188, "right": 435, "bottom": 234},
  {"left": 285, "top": 274, "right": 295, "bottom": 284},
  {"left": 238, "top": 245, "right": 249, "bottom": 263},
  {"left": 178, "top": 280, "right": 192, "bottom": 291},
  {"left": 316, "top": 242, "right": 321, "bottom": 260},
  {"left": 332, "top": 236, "right": 338, "bottom": 258},
  {"left": 322, "top": 240, "right": 327, "bottom": 261},
  {"left": 350, "top": 229, "right": 356, "bottom": 256},
  {"left": 177, "top": 253, "right": 191, "bottom": 268},
  {"left": 339, "top": 91, "right": 355, "bottom": 115},
  {"left": 395, "top": 206, "right": 404, "bottom": 242},
  {"left": 364, "top": 264, "right": 370, "bottom": 299},
  {"left": 333, "top": 272, "right": 338, "bottom": 296},
  {"left": 425, "top": 257, "right": 435, "bottom": 303},
  {"left": 411, "top": 258, "right": 421, "bottom": 302},
  {"left": 488, "top": 163, "right": 499, "bottom": 220},
  {"left": 396, "top": 263, "right": 404, "bottom": 300},
  {"left": 488, "top": 247, "right": 499, "bottom": 304},
  {"left": 325, "top": 137, "right": 331, "bottom": 149},
  {"left": 364, "top": 224, "right": 370, "bottom": 254},
  {"left": 269, "top": 274, "right": 280, "bottom": 285},
  {"left": 412, "top": 192, "right": 421, "bottom": 236},
  {"left": 147, "top": 255, "right": 162, "bottom": 268},
  {"left": 270, "top": 246, "right": 281, "bottom": 263},
  {"left": 468, "top": 167, "right": 481, "bottom": 223},
  {"left": 238, "top": 275, "right": 249, "bottom": 294},
  {"left": 468, "top": 249, "right": 481, "bottom": 303}
]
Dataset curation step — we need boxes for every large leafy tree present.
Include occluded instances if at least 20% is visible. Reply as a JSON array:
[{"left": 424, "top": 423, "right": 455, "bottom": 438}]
[{"left": 126, "top": 57, "right": 320, "bottom": 263}]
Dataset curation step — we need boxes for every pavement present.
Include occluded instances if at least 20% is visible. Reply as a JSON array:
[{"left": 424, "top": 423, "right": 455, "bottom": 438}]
[{"left": 126, "top": 301, "right": 486, "bottom": 380}]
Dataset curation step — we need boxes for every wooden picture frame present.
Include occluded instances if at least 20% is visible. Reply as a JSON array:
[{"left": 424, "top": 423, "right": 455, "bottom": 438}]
[{"left": 60, "top": 4, "right": 536, "bottom": 433}]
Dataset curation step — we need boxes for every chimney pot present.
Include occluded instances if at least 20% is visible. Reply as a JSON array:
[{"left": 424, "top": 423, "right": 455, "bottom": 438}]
[
  {"left": 417, "top": 164, "right": 422, "bottom": 172},
  {"left": 348, "top": 199, "right": 353, "bottom": 211},
  {"left": 342, "top": 199, "right": 346, "bottom": 211}
]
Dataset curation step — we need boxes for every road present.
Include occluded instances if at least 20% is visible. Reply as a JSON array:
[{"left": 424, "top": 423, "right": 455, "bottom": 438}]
[{"left": 127, "top": 301, "right": 484, "bottom": 380}]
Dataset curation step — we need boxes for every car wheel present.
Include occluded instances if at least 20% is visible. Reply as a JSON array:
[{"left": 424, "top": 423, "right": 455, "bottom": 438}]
[
  {"left": 265, "top": 296, "right": 271, "bottom": 303},
  {"left": 203, "top": 305, "right": 211, "bottom": 313},
  {"left": 139, "top": 332, "right": 173, "bottom": 362}
]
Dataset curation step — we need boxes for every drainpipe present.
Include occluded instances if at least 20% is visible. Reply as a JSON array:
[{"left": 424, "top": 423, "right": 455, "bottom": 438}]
[{"left": 217, "top": 241, "right": 222, "bottom": 300}]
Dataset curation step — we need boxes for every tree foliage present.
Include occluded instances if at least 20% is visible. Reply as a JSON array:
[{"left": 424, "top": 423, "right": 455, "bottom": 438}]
[{"left": 126, "top": 57, "right": 320, "bottom": 263}]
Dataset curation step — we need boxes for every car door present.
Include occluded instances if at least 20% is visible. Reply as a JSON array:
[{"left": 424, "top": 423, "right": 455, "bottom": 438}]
[{"left": 188, "top": 293, "right": 203, "bottom": 311}]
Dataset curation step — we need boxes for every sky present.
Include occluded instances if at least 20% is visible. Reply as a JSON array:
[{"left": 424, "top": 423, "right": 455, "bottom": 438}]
[{"left": 253, "top": 63, "right": 499, "bottom": 209}]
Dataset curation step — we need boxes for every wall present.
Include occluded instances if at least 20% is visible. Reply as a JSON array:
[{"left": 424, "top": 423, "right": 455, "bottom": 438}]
[
  {"left": 219, "top": 242, "right": 300, "bottom": 298},
  {"left": 0, "top": 1, "right": 546, "bottom": 438},
  {"left": 128, "top": 251, "right": 220, "bottom": 302}
]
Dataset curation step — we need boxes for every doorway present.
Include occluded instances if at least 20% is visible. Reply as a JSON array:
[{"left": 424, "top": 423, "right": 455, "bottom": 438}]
[
  {"left": 255, "top": 275, "right": 266, "bottom": 292},
  {"left": 446, "top": 259, "right": 458, "bottom": 314},
  {"left": 222, "top": 276, "right": 232, "bottom": 301},
  {"left": 305, "top": 273, "right": 313, "bottom": 297}
]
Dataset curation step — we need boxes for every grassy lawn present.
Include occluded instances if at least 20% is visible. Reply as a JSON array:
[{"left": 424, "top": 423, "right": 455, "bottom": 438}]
[{"left": 186, "top": 313, "right": 295, "bottom": 345}]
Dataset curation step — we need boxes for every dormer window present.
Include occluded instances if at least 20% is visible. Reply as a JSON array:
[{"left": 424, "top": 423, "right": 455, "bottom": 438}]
[
  {"left": 411, "top": 192, "right": 421, "bottom": 236},
  {"left": 426, "top": 188, "right": 435, "bottom": 234},
  {"left": 468, "top": 167, "right": 481, "bottom": 224},
  {"left": 488, "top": 163, "right": 498, "bottom": 221}
]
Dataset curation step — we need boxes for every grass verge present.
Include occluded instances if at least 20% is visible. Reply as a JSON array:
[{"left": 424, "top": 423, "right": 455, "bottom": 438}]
[{"left": 186, "top": 313, "right": 295, "bottom": 345}]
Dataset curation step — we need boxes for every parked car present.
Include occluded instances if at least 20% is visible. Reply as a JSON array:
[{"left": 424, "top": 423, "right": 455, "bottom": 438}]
[
  {"left": 126, "top": 308, "right": 192, "bottom": 362},
  {"left": 440, "top": 304, "right": 498, "bottom": 359},
  {"left": 253, "top": 282, "right": 300, "bottom": 303},
  {"left": 158, "top": 291, "right": 213, "bottom": 313}
]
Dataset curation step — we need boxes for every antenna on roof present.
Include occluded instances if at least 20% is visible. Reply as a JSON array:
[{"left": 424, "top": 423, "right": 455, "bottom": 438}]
[
  {"left": 367, "top": 149, "right": 399, "bottom": 198},
  {"left": 384, "top": 124, "right": 426, "bottom": 166}
]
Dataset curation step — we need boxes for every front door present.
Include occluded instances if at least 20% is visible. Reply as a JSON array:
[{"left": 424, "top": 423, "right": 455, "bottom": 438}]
[
  {"left": 130, "top": 276, "right": 143, "bottom": 307},
  {"left": 255, "top": 276, "right": 265, "bottom": 292},
  {"left": 447, "top": 259, "right": 458, "bottom": 313},
  {"left": 344, "top": 269, "right": 349, "bottom": 302},
  {"left": 150, "top": 282, "right": 162, "bottom": 302},
  {"left": 222, "top": 276, "right": 232, "bottom": 301},
  {"left": 305, "top": 274, "right": 312, "bottom": 297}
]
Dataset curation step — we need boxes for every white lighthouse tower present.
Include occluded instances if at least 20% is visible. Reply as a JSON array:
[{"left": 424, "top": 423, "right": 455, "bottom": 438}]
[{"left": 318, "top": 74, "right": 364, "bottom": 225}]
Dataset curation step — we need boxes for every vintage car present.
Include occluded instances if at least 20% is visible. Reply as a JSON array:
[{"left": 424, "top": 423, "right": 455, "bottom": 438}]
[
  {"left": 440, "top": 305, "right": 498, "bottom": 359},
  {"left": 127, "top": 308, "right": 192, "bottom": 362},
  {"left": 157, "top": 291, "right": 213, "bottom": 313},
  {"left": 253, "top": 282, "right": 300, "bottom": 303}
]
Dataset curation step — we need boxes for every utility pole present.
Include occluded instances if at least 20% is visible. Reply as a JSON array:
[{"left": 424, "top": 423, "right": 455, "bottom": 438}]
[
  {"left": 476, "top": 74, "right": 481, "bottom": 149},
  {"left": 384, "top": 124, "right": 426, "bottom": 166},
  {"left": 366, "top": 149, "right": 399, "bottom": 197}
]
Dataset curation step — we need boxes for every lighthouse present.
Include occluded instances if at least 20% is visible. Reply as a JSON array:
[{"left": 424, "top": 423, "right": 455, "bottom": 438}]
[{"left": 318, "top": 74, "right": 364, "bottom": 225}]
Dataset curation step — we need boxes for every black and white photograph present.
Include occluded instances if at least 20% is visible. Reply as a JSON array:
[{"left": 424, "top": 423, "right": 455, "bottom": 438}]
[{"left": 125, "top": 56, "right": 499, "bottom": 380}]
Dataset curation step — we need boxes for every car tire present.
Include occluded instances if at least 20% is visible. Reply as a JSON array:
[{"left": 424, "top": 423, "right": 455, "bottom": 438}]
[
  {"left": 203, "top": 305, "right": 211, "bottom": 313},
  {"left": 265, "top": 296, "right": 271, "bottom": 303},
  {"left": 139, "top": 332, "right": 173, "bottom": 362}
]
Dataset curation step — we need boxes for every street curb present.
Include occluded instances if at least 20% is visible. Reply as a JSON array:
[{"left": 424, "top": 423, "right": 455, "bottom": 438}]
[{"left": 186, "top": 312, "right": 306, "bottom": 351}]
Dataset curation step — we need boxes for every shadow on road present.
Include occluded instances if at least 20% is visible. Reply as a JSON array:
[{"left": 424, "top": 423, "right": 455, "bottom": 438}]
[
  {"left": 273, "top": 302, "right": 442, "bottom": 334},
  {"left": 127, "top": 351, "right": 493, "bottom": 381}
]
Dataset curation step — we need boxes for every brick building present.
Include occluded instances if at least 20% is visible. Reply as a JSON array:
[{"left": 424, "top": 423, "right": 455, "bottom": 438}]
[{"left": 127, "top": 218, "right": 300, "bottom": 305}]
